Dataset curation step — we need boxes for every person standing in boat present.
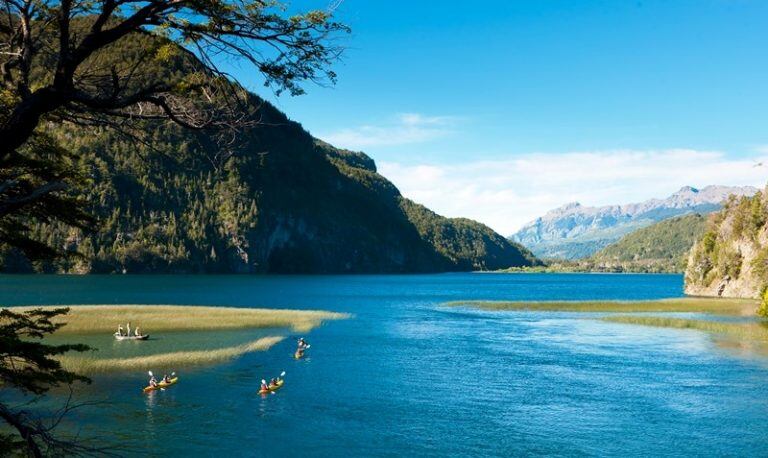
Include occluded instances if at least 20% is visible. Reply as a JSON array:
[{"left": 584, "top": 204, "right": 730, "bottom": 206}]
[
  {"left": 134, "top": 326, "right": 141, "bottom": 337},
  {"left": 117, "top": 324, "right": 124, "bottom": 336},
  {"left": 127, "top": 322, "right": 131, "bottom": 337}
]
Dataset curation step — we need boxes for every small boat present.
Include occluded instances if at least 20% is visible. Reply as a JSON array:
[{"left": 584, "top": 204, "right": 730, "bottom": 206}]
[
  {"left": 259, "top": 379, "right": 284, "bottom": 394},
  {"left": 143, "top": 377, "right": 178, "bottom": 393},
  {"left": 114, "top": 333, "right": 149, "bottom": 341},
  {"left": 294, "top": 344, "right": 309, "bottom": 359}
]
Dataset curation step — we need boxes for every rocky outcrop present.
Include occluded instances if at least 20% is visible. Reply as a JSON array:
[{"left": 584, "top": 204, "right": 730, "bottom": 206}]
[{"left": 684, "top": 188, "right": 768, "bottom": 298}]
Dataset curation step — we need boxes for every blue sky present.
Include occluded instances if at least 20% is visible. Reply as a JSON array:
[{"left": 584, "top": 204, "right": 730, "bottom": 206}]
[{"left": 227, "top": 0, "right": 768, "bottom": 234}]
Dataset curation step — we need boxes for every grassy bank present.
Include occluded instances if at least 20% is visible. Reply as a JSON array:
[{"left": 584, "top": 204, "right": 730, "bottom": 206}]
[
  {"left": 8, "top": 305, "right": 349, "bottom": 334},
  {"left": 447, "top": 297, "right": 758, "bottom": 315},
  {"left": 58, "top": 336, "right": 284, "bottom": 374}
]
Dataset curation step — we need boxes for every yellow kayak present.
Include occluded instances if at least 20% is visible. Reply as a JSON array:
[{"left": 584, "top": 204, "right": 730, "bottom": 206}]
[
  {"left": 259, "top": 379, "right": 284, "bottom": 394},
  {"left": 143, "top": 377, "right": 179, "bottom": 393},
  {"left": 294, "top": 350, "right": 305, "bottom": 359}
]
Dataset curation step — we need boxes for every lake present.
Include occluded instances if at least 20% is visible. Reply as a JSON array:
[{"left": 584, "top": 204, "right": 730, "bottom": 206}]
[{"left": 1, "top": 273, "right": 767, "bottom": 456}]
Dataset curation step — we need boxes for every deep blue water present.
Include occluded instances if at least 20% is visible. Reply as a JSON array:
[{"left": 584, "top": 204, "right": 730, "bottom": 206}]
[{"left": 1, "top": 273, "right": 767, "bottom": 457}]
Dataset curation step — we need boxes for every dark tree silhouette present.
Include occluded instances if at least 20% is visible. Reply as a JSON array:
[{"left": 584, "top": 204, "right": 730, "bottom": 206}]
[
  {"left": 0, "top": 307, "right": 99, "bottom": 456},
  {"left": 0, "top": 0, "right": 348, "bottom": 257}
]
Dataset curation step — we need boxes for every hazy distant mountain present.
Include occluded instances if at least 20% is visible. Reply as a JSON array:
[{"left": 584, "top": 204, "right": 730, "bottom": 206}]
[{"left": 512, "top": 185, "right": 758, "bottom": 259}]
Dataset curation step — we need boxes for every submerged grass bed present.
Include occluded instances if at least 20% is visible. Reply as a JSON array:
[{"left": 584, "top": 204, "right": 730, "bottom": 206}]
[
  {"left": 603, "top": 315, "right": 768, "bottom": 356},
  {"left": 8, "top": 305, "right": 349, "bottom": 334},
  {"left": 58, "top": 336, "right": 285, "bottom": 374},
  {"left": 602, "top": 315, "right": 762, "bottom": 337},
  {"left": 3, "top": 305, "right": 348, "bottom": 374},
  {"left": 447, "top": 297, "right": 759, "bottom": 315}
]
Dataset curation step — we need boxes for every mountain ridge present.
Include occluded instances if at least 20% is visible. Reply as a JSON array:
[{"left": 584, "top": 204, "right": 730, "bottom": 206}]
[{"left": 512, "top": 185, "right": 758, "bottom": 259}]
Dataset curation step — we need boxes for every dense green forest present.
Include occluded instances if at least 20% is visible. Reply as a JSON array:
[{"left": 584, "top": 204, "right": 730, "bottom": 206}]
[
  {"left": 0, "top": 107, "right": 537, "bottom": 273},
  {"left": 0, "top": 36, "right": 536, "bottom": 273},
  {"left": 685, "top": 188, "right": 768, "bottom": 307},
  {"left": 588, "top": 213, "right": 708, "bottom": 272}
]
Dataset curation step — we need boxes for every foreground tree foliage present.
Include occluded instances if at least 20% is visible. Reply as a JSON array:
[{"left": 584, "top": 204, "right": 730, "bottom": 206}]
[
  {"left": 0, "top": 307, "right": 95, "bottom": 456},
  {"left": 0, "top": 0, "right": 348, "bottom": 258},
  {"left": 1, "top": 0, "right": 347, "bottom": 454}
]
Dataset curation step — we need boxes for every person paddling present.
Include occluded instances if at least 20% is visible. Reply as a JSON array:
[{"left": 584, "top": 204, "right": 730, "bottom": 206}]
[
  {"left": 149, "top": 374, "right": 158, "bottom": 388},
  {"left": 260, "top": 379, "right": 270, "bottom": 392},
  {"left": 117, "top": 324, "right": 124, "bottom": 336}
]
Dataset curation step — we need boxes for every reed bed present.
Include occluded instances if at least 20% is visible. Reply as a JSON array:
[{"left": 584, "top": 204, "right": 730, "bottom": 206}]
[
  {"left": 58, "top": 336, "right": 285, "bottom": 374},
  {"left": 447, "top": 298, "right": 758, "bottom": 315},
  {"left": 7, "top": 305, "right": 349, "bottom": 334}
]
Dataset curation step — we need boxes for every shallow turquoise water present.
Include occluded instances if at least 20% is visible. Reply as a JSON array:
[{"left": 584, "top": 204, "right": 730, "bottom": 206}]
[{"left": 1, "top": 273, "right": 767, "bottom": 457}]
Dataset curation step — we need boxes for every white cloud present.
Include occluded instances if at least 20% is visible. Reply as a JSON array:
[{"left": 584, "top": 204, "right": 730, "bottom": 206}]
[
  {"left": 319, "top": 113, "right": 457, "bottom": 149},
  {"left": 379, "top": 149, "right": 768, "bottom": 236}
]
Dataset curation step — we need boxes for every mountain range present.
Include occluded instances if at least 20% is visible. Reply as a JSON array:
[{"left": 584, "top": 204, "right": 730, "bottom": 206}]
[{"left": 512, "top": 185, "right": 758, "bottom": 260}]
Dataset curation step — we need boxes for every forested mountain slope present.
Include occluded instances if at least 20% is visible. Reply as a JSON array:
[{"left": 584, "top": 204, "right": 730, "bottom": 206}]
[
  {"left": 588, "top": 213, "right": 708, "bottom": 273},
  {"left": 1, "top": 94, "right": 536, "bottom": 274}
]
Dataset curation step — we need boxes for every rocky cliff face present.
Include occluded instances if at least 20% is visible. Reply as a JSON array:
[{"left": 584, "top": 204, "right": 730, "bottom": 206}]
[
  {"left": 685, "top": 188, "right": 768, "bottom": 298},
  {"left": 513, "top": 185, "right": 758, "bottom": 259}
]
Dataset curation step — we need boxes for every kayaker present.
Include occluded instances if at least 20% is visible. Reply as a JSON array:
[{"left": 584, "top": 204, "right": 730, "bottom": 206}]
[
  {"left": 117, "top": 324, "right": 124, "bottom": 336},
  {"left": 134, "top": 326, "right": 141, "bottom": 337},
  {"left": 127, "top": 322, "right": 131, "bottom": 338},
  {"left": 269, "top": 378, "right": 278, "bottom": 387},
  {"left": 260, "top": 379, "right": 269, "bottom": 392},
  {"left": 149, "top": 374, "right": 158, "bottom": 388},
  {"left": 297, "top": 338, "right": 308, "bottom": 350},
  {"left": 162, "top": 374, "right": 171, "bottom": 383}
]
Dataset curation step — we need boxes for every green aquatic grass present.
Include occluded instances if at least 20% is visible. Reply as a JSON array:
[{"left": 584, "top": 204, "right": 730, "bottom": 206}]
[
  {"left": 447, "top": 297, "right": 758, "bottom": 315},
  {"left": 7, "top": 305, "right": 349, "bottom": 334},
  {"left": 58, "top": 336, "right": 284, "bottom": 374}
]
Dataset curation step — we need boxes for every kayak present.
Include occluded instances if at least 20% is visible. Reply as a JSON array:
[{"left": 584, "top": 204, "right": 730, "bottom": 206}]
[
  {"left": 143, "top": 377, "right": 179, "bottom": 393},
  {"left": 294, "top": 350, "right": 305, "bottom": 359},
  {"left": 259, "top": 379, "right": 284, "bottom": 394},
  {"left": 115, "top": 333, "right": 149, "bottom": 341}
]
